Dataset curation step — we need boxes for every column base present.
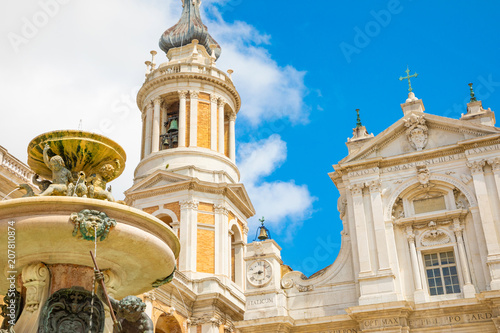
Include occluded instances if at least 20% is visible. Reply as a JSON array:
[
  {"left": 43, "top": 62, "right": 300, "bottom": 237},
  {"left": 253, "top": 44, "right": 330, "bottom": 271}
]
[
  {"left": 414, "top": 289, "right": 427, "bottom": 303},
  {"left": 463, "top": 283, "right": 476, "bottom": 298}
]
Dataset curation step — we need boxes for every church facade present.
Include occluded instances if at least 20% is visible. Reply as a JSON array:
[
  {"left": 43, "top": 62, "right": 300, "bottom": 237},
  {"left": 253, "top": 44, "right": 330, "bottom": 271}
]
[{"left": 3, "top": 1, "right": 500, "bottom": 332}]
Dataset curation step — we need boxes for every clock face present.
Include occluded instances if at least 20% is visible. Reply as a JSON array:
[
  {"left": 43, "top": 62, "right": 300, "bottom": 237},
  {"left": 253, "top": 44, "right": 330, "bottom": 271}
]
[{"left": 247, "top": 260, "right": 273, "bottom": 287}]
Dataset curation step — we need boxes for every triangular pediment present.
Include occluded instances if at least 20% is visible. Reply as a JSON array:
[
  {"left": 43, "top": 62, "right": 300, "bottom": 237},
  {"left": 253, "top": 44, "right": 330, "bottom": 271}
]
[
  {"left": 342, "top": 112, "right": 500, "bottom": 163},
  {"left": 126, "top": 169, "right": 191, "bottom": 193}
]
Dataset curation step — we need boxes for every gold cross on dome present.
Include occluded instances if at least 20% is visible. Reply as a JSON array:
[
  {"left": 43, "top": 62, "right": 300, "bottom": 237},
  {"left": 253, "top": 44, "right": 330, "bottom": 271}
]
[{"left": 399, "top": 67, "right": 418, "bottom": 92}]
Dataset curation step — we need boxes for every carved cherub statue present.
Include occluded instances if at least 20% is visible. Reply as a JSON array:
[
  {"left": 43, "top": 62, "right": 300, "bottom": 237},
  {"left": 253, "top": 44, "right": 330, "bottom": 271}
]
[
  {"left": 94, "top": 272, "right": 154, "bottom": 333},
  {"left": 39, "top": 144, "right": 74, "bottom": 196},
  {"left": 87, "top": 159, "right": 120, "bottom": 201}
]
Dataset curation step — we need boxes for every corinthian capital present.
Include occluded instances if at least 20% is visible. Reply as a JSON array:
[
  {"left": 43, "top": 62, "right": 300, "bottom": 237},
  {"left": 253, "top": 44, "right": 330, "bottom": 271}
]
[
  {"left": 153, "top": 96, "right": 163, "bottom": 106},
  {"left": 488, "top": 158, "right": 500, "bottom": 172},
  {"left": 180, "top": 200, "right": 199, "bottom": 210},
  {"left": 348, "top": 182, "right": 364, "bottom": 196},
  {"left": 178, "top": 90, "right": 188, "bottom": 99},
  {"left": 189, "top": 90, "right": 199, "bottom": 99},
  {"left": 214, "top": 204, "right": 229, "bottom": 215},
  {"left": 366, "top": 180, "right": 381, "bottom": 193},
  {"left": 466, "top": 160, "right": 485, "bottom": 175}
]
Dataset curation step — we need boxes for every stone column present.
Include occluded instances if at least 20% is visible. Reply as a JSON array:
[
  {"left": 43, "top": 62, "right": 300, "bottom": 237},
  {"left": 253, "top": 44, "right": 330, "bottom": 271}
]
[
  {"left": 367, "top": 180, "right": 391, "bottom": 271},
  {"left": 214, "top": 204, "right": 229, "bottom": 276},
  {"left": 229, "top": 113, "right": 236, "bottom": 162},
  {"left": 179, "top": 199, "right": 199, "bottom": 274},
  {"left": 467, "top": 160, "right": 500, "bottom": 289},
  {"left": 152, "top": 97, "right": 163, "bottom": 153},
  {"left": 144, "top": 100, "right": 153, "bottom": 156},
  {"left": 189, "top": 91, "right": 199, "bottom": 147},
  {"left": 141, "top": 111, "right": 146, "bottom": 159},
  {"left": 143, "top": 291, "right": 155, "bottom": 323},
  {"left": 453, "top": 218, "right": 475, "bottom": 297},
  {"left": 488, "top": 158, "right": 500, "bottom": 203},
  {"left": 218, "top": 99, "right": 226, "bottom": 154},
  {"left": 210, "top": 95, "right": 218, "bottom": 151},
  {"left": 405, "top": 226, "right": 424, "bottom": 294},
  {"left": 349, "top": 183, "right": 372, "bottom": 274},
  {"left": 178, "top": 91, "right": 187, "bottom": 148}
]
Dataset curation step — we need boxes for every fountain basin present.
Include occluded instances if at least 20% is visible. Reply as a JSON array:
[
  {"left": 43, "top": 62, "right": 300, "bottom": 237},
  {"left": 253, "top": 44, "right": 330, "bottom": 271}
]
[
  {"left": 27, "top": 130, "right": 126, "bottom": 181},
  {"left": 0, "top": 196, "right": 179, "bottom": 299}
]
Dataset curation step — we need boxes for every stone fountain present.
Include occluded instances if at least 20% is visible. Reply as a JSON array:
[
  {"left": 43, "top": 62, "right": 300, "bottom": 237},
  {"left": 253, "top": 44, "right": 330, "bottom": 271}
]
[{"left": 0, "top": 130, "right": 179, "bottom": 333}]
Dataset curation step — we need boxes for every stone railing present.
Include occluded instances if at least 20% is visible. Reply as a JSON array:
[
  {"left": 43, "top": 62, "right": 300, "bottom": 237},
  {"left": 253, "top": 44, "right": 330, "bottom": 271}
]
[
  {"left": 0, "top": 146, "right": 34, "bottom": 183},
  {"left": 147, "top": 63, "right": 233, "bottom": 86}
]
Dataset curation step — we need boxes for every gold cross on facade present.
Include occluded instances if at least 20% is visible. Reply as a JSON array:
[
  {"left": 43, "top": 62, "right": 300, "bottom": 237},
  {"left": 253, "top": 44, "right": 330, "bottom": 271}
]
[{"left": 399, "top": 67, "right": 418, "bottom": 92}]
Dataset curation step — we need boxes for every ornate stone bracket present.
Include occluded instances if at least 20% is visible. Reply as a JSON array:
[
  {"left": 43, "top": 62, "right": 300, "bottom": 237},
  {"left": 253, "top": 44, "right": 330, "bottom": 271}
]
[
  {"left": 22, "top": 263, "right": 49, "bottom": 313},
  {"left": 70, "top": 209, "right": 117, "bottom": 242}
]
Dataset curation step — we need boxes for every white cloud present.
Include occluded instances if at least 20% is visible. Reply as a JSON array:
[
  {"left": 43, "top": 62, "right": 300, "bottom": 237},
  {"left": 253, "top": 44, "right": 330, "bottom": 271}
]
[
  {"left": 202, "top": 4, "right": 309, "bottom": 126},
  {"left": 238, "top": 135, "right": 316, "bottom": 237}
]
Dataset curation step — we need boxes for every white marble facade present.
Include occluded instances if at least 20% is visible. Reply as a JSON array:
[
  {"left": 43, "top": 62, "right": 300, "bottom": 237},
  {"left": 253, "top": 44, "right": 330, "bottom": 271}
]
[{"left": 237, "top": 94, "right": 500, "bottom": 332}]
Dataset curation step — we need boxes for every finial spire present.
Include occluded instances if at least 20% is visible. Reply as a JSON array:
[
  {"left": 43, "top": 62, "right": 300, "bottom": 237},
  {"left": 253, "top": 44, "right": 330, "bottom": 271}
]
[
  {"left": 469, "top": 83, "right": 477, "bottom": 102},
  {"left": 159, "top": 0, "right": 221, "bottom": 60},
  {"left": 399, "top": 66, "right": 418, "bottom": 92},
  {"left": 356, "top": 109, "right": 362, "bottom": 128}
]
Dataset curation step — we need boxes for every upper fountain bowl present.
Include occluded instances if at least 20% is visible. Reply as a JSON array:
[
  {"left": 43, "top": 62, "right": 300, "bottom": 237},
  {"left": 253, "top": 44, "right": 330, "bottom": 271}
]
[{"left": 27, "top": 130, "right": 127, "bottom": 181}]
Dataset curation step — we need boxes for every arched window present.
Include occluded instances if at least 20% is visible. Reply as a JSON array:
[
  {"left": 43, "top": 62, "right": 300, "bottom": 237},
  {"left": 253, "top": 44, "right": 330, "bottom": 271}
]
[{"left": 229, "top": 222, "right": 244, "bottom": 288}]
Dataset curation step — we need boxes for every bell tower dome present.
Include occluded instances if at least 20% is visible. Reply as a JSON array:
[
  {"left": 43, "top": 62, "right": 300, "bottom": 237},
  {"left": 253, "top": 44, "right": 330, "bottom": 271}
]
[{"left": 125, "top": 1, "right": 254, "bottom": 330}]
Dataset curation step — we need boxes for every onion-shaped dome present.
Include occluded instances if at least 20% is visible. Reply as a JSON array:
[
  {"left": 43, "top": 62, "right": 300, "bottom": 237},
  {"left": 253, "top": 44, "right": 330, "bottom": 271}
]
[{"left": 159, "top": 0, "right": 221, "bottom": 60}]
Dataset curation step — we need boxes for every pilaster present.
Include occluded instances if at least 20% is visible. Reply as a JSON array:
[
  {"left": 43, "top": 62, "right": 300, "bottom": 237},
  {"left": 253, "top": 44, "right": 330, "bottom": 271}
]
[
  {"left": 467, "top": 160, "right": 500, "bottom": 289},
  {"left": 178, "top": 90, "right": 187, "bottom": 148},
  {"left": 366, "top": 180, "right": 391, "bottom": 271},
  {"left": 406, "top": 226, "right": 426, "bottom": 303},
  {"left": 229, "top": 112, "right": 236, "bottom": 161},
  {"left": 215, "top": 203, "right": 229, "bottom": 276},
  {"left": 144, "top": 100, "right": 154, "bottom": 156},
  {"left": 218, "top": 98, "right": 225, "bottom": 154},
  {"left": 189, "top": 91, "right": 199, "bottom": 147},
  {"left": 453, "top": 218, "right": 476, "bottom": 298},
  {"left": 152, "top": 96, "right": 163, "bottom": 153},
  {"left": 210, "top": 95, "right": 218, "bottom": 151},
  {"left": 179, "top": 199, "right": 199, "bottom": 274}
]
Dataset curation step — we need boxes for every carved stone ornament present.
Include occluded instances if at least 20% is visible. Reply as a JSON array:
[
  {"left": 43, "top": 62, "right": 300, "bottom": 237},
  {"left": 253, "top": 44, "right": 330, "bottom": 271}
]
[
  {"left": 23, "top": 263, "right": 49, "bottom": 313},
  {"left": 152, "top": 266, "right": 176, "bottom": 288},
  {"left": 489, "top": 158, "right": 500, "bottom": 172},
  {"left": 467, "top": 160, "right": 485, "bottom": 175},
  {"left": 392, "top": 197, "right": 405, "bottom": 220},
  {"left": 404, "top": 115, "right": 428, "bottom": 151},
  {"left": 281, "top": 274, "right": 314, "bottom": 292},
  {"left": 348, "top": 183, "right": 364, "bottom": 196},
  {"left": 337, "top": 195, "right": 347, "bottom": 219},
  {"left": 70, "top": 209, "right": 117, "bottom": 242},
  {"left": 180, "top": 200, "right": 199, "bottom": 210},
  {"left": 37, "top": 287, "right": 105, "bottom": 333},
  {"left": 416, "top": 165, "right": 431, "bottom": 187},
  {"left": 454, "top": 188, "right": 469, "bottom": 209},
  {"left": 420, "top": 221, "right": 451, "bottom": 247},
  {"left": 1, "top": 290, "right": 22, "bottom": 329}
]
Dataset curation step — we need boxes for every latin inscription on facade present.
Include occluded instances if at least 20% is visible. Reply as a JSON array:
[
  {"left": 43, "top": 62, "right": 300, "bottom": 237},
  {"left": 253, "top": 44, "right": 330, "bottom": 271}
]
[
  {"left": 465, "top": 144, "right": 500, "bottom": 156},
  {"left": 319, "top": 329, "right": 358, "bottom": 333},
  {"left": 382, "top": 154, "right": 465, "bottom": 173},
  {"left": 362, "top": 317, "right": 400, "bottom": 329},
  {"left": 413, "top": 196, "right": 446, "bottom": 214},
  {"left": 409, "top": 312, "right": 492, "bottom": 328},
  {"left": 247, "top": 296, "right": 274, "bottom": 309}
]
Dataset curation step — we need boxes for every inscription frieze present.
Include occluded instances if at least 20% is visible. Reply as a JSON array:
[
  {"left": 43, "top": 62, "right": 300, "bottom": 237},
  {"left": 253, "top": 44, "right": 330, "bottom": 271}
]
[
  {"left": 465, "top": 144, "right": 500, "bottom": 156},
  {"left": 382, "top": 153, "right": 465, "bottom": 173},
  {"left": 409, "top": 312, "right": 492, "bottom": 328}
]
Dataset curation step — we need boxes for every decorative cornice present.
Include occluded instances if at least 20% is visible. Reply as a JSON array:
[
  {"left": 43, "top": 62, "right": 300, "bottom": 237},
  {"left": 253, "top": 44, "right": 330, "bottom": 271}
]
[{"left": 137, "top": 71, "right": 240, "bottom": 112}]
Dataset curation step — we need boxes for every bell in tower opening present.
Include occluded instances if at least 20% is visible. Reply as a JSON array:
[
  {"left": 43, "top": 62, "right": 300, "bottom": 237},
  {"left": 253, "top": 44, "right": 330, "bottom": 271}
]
[{"left": 161, "top": 115, "right": 179, "bottom": 149}]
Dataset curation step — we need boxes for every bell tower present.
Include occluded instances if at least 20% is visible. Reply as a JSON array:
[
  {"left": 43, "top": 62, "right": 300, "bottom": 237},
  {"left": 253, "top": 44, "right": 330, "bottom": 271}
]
[{"left": 125, "top": 0, "right": 255, "bottom": 330}]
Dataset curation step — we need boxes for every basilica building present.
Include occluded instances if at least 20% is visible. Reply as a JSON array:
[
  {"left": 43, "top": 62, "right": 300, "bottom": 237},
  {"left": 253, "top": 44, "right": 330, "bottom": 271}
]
[{"left": 3, "top": 0, "right": 500, "bottom": 332}]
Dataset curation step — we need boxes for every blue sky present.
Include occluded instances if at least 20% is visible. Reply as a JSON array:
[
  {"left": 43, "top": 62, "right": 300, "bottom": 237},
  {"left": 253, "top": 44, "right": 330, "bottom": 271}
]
[{"left": 1, "top": 0, "right": 500, "bottom": 277}]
